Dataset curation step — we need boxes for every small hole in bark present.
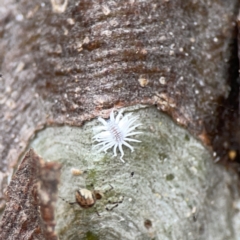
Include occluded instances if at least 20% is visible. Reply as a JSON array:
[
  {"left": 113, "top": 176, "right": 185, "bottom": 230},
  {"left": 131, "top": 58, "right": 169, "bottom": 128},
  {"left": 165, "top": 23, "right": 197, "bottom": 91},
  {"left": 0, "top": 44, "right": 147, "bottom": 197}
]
[{"left": 144, "top": 219, "right": 152, "bottom": 229}]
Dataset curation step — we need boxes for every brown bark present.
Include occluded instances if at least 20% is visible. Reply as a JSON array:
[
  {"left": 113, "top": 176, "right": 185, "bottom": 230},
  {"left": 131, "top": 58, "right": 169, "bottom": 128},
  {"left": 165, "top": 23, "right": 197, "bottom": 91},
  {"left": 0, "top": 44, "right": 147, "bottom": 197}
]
[
  {"left": 0, "top": 149, "right": 61, "bottom": 240},
  {"left": 0, "top": 0, "right": 239, "bottom": 176}
]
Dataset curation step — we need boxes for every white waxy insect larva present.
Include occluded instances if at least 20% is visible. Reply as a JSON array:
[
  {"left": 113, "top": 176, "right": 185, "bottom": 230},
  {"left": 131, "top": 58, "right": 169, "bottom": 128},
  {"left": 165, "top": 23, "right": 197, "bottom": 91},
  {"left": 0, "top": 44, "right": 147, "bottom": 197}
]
[{"left": 93, "top": 110, "right": 142, "bottom": 162}]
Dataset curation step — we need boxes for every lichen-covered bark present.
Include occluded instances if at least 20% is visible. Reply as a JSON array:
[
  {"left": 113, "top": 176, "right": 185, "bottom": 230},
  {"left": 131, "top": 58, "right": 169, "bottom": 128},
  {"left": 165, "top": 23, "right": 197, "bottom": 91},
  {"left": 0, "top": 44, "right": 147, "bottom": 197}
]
[{"left": 30, "top": 106, "right": 240, "bottom": 240}]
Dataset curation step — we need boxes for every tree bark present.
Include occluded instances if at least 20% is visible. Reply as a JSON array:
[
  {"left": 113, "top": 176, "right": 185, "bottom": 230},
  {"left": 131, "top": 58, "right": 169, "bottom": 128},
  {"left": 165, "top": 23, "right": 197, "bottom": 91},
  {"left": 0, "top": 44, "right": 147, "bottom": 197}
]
[
  {"left": 0, "top": 0, "right": 240, "bottom": 239},
  {"left": 31, "top": 106, "right": 240, "bottom": 240}
]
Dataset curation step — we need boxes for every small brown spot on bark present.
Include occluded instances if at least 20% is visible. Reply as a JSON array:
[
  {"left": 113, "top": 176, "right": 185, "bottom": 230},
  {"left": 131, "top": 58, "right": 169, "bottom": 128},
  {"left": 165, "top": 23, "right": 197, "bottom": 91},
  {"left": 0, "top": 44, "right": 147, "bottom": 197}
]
[{"left": 144, "top": 219, "right": 152, "bottom": 229}]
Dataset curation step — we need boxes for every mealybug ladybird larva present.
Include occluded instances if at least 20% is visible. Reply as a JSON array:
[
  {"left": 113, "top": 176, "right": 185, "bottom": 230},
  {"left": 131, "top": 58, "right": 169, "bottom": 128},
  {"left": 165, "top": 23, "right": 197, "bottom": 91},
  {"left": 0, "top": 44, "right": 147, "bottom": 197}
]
[{"left": 93, "top": 110, "right": 142, "bottom": 162}]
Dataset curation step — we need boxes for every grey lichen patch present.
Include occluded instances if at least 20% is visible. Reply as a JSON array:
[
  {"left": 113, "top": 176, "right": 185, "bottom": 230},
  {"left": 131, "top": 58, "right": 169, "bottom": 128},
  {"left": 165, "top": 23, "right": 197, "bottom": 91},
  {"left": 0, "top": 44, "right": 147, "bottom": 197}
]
[{"left": 30, "top": 106, "right": 238, "bottom": 240}]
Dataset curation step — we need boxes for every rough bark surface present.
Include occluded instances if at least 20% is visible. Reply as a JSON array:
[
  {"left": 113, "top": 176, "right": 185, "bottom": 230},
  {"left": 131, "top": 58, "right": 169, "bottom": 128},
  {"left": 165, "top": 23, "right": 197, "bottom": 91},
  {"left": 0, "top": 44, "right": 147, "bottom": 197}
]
[
  {"left": 38, "top": 160, "right": 61, "bottom": 240},
  {"left": 0, "top": 149, "right": 61, "bottom": 240},
  {"left": 0, "top": 0, "right": 240, "bottom": 239},
  {"left": 0, "top": 0, "right": 239, "bottom": 177}
]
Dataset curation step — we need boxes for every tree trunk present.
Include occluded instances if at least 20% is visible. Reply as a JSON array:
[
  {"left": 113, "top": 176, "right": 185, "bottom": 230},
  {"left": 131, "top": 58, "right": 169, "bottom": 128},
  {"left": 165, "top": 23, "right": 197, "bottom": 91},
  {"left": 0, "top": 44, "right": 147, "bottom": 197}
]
[{"left": 0, "top": 0, "right": 240, "bottom": 239}]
